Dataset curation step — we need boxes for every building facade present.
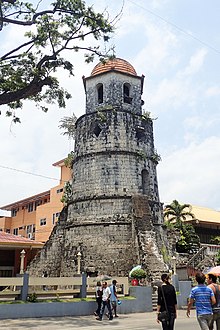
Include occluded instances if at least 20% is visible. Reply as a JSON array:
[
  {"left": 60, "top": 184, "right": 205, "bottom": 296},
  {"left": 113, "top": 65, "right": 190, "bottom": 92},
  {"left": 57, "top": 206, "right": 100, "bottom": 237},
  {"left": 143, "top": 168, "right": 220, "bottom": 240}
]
[
  {"left": 0, "top": 160, "right": 71, "bottom": 243},
  {"left": 0, "top": 231, "right": 43, "bottom": 277}
]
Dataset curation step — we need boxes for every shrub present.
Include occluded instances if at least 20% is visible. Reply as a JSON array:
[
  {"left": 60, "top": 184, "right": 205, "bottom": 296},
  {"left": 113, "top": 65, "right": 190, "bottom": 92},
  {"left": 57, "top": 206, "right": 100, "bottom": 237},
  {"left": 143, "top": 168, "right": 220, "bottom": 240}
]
[
  {"left": 27, "top": 292, "right": 38, "bottom": 303},
  {"left": 130, "top": 269, "right": 146, "bottom": 279}
]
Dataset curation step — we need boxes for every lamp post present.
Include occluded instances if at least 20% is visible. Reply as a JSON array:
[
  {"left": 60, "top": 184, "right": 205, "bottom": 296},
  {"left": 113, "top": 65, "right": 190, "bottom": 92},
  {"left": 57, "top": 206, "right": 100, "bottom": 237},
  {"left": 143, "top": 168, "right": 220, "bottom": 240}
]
[
  {"left": 171, "top": 255, "right": 179, "bottom": 291},
  {"left": 172, "top": 256, "right": 176, "bottom": 275},
  {"left": 77, "top": 251, "right": 82, "bottom": 274},
  {"left": 20, "top": 249, "right": 26, "bottom": 274}
]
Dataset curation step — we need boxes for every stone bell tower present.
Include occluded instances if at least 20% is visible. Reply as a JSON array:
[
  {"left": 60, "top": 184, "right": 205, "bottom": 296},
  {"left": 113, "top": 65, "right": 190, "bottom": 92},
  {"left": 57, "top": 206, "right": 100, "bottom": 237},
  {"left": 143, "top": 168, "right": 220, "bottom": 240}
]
[{"left": 29, "top": 58, "right": 167, "bottom": 280}]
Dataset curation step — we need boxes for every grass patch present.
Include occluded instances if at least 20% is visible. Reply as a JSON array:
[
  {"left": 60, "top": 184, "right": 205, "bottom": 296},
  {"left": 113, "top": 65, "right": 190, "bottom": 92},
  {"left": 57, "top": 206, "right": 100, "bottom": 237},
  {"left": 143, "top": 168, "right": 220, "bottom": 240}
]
[
  {"left": 0, "top": 296, "right": 133, "bottom": 305},
  {"left": 121, "top": 296, "right": 136, "bottom": 300},
  {"left": 0, "top": 297, "right": 96, "bottom": 305}
]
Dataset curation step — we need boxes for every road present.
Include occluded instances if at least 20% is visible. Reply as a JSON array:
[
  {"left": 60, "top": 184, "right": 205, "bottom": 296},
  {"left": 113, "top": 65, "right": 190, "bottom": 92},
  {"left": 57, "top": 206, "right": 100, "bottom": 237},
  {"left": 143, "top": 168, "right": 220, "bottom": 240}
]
[{"left": 1, "top": 310, "right": 199, "bottom": 330}]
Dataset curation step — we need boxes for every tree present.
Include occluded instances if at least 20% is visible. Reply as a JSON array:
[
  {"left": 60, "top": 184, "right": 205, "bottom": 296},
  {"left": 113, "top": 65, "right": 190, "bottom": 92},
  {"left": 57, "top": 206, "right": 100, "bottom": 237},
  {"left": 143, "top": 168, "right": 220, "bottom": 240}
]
[
  {"left": 164, "top": 199, "right": 195, "bottom": 228},
  {"left": 216, "top": 250, "right": 220, "bottom": 265},
  {"left": 59, "top": 113, "right": 77, "bottom": 139},
  {"left": 0, "top": 0, "right": 116, "bottom": 122},
  {"left": 210, "top": 236, "right": 220, "bottom": 245},
  {"left": 176, "top": 223, "right": 200, "bottom": 253},
  {"left": 164, "top": 200, "right": 200, "bottom": 253}
]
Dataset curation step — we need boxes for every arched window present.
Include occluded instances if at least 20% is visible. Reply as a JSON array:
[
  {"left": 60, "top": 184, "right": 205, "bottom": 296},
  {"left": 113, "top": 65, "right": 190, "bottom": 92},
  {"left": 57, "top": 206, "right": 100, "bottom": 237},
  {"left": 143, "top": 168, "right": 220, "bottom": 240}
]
[
  {"left": 123, "top": 83, "right": 132, "bottom": 104},
  {"left": 97, "top": 84, "right": 103, "bottom": 104},
  {"left": 141, "top": 169, "right": 150, "bottom": 195}
]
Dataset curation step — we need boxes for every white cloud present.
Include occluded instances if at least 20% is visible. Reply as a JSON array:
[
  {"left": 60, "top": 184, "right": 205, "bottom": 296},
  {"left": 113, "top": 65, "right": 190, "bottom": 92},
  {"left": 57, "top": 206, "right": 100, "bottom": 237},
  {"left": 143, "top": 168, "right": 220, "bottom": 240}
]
[
  {"left": 148, "top": 48, "right": 208, "bottom": 113},
  {"left": 205, "top": 86, "right": 220, "bottom": 97},
  {"left": 180, "top": 48, "right": 207, "bottom": 76},
  {"left": 158, "top": 136, "right": 220, "bottom": 209}
]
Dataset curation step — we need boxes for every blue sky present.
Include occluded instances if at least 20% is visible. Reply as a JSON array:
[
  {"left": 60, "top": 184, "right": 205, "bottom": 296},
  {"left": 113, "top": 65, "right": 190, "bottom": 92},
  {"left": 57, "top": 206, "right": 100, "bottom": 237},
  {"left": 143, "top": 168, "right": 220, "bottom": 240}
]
[{"left": 1, "top": 0, "right": 220, "bottom": 212}]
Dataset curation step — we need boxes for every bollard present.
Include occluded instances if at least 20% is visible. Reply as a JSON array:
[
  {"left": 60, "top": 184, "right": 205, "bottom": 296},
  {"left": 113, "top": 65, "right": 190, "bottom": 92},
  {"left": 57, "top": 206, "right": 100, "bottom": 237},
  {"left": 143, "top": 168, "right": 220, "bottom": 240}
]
[
  {"left": 20, "top": 273, "right": 29, "bottom": 301},
  {"left": 79, "top": 273, "right": 87, "bottom": 298}
]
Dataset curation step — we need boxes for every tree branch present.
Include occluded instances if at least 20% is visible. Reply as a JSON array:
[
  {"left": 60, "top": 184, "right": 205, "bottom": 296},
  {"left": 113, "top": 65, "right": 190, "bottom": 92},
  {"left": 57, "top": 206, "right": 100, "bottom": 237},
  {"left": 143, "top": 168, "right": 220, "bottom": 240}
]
[
  {"left": 0, "top": 76, "right": 53, "bottom": 105},
  {"left": 1, "top": 38, "right": 37, "bottom": 61}
]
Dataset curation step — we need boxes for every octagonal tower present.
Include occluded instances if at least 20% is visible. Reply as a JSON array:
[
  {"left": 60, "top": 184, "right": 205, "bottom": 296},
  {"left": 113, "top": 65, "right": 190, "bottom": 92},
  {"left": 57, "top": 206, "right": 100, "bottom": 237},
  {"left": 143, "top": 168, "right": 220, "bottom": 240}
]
[{"left": 29, "top": 58, "right": 167, "bottom": 280}]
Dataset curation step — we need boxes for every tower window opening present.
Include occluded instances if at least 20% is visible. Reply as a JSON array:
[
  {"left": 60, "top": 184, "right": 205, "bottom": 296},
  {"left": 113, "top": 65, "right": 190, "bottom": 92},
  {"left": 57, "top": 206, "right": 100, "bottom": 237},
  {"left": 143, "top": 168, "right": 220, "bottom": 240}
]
[
  {"left": 97, "top": 84, "right": 103, "bottom": 104},
  {"left": 136, "top": 126, "right": 145, "bottom": 140},
  {"left": 141, "top": 169, "right": 150, "bottom": 196},
  {"left": 123, "top": 83, "right": 132, "bottom": 104}
]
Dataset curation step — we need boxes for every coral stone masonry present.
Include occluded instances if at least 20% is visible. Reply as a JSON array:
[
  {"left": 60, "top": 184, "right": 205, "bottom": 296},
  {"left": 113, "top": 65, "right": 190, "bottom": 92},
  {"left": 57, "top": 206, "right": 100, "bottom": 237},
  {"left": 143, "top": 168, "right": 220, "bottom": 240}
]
[{"left": 28, "top": 58, "right": 167, "bottom": 280}]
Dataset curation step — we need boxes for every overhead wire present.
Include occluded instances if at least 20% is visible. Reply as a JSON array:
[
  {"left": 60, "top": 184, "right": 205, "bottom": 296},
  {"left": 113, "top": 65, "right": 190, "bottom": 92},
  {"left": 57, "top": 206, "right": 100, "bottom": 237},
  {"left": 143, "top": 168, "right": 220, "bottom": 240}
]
[
  {"left": 0, "top": 164, "right": 66, "bottom": 183},
  {"left": 127, "top": 0, "right": 220, "bottom": 54}
]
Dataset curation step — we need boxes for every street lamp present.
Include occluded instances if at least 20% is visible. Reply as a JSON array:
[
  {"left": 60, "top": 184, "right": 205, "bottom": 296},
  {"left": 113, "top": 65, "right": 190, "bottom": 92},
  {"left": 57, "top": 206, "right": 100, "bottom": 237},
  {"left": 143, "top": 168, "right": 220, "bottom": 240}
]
[
  {"left": 172, "top": 256, "right": 177, "bottom": 275},
  {"left": 20, "top": 249, "right": 26, "bottom": 274},
  {"left": 77, "top": 251, "right": 82, "bottom": 274}
]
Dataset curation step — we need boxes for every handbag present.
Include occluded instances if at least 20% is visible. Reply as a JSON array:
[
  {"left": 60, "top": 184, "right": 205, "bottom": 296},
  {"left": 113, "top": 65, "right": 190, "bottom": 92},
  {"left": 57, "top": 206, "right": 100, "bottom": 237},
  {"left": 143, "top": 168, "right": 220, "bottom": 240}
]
[
  {"left": 158, "top": 310, "right": 169, "bottom": 322},
  {"left": 158, "top": 285, "right": 170, "bottom": 322}
]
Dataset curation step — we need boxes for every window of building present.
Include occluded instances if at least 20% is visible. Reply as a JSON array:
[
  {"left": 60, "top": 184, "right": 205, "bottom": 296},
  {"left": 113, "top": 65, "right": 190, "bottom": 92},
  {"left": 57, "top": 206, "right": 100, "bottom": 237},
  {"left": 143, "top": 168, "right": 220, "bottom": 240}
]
[
  {"left": 52, "top": 212, "right": 60, "bottom": 225},
  {"left": 97, "top": 83, "right": 103, "bottom": 104},
  {"left": 11, "top": 208, "right": 18, "bottom": 217},
  {"left": 34, "top": 200, "right": 42, "bottom": 210},
  {"left": 6, "top": 229, "right": 10, "bottom": 233},
  {"left": 40, "top": 218, "right": 46, "bottom": 226},
  {"left": 57, "top": 188, "right": 63, "bottom": 194},
  {"left": 26, "top": 224, "right": 34, "bottom": 234},
  {"left": 27, "top": 202, "right": 34, "bottom": 212},
  {"left": 123, "top": 83, "right": 132, "bottom": 104},
  {"left": 13, "top": 228, "right": 18, "bottom": 235}
]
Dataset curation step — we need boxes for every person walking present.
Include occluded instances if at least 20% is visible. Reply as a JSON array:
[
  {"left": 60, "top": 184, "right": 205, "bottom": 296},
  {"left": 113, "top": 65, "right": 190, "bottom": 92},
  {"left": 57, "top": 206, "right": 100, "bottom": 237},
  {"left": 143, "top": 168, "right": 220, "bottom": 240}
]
[
  {"left": 187, "top": 272, "right": 216, "bottom": 330},
  {"left": 110, "top": 279, "right": 119, "bottom": 318},
  {"left": 156, "top": 273, "right": 177, "bottom": 330},
  {"left": 96, "top": 282, "right": 113, "bottom": 321},
  {"left": 42, "top": 270, "right": 48, "bottom": 291},
  {"left": 207, "top": 273, "right": 220, "bottom": 330},
  {"left": 94, "top": 281, "right": 102, "bottom": 317}
]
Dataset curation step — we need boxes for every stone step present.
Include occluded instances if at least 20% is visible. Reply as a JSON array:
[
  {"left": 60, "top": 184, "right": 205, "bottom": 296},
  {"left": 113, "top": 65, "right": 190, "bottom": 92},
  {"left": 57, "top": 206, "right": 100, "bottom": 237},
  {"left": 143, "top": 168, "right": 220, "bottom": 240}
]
[{"left": 152, "top": 293, "right": 157, "bottom": 310}]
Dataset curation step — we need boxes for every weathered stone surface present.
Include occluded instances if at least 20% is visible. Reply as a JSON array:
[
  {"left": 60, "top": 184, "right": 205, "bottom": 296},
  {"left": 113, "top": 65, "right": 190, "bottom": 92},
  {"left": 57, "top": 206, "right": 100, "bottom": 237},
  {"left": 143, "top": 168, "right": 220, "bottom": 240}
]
[{"left": 28, "top": 58, "right": 168, "bottom": 280}]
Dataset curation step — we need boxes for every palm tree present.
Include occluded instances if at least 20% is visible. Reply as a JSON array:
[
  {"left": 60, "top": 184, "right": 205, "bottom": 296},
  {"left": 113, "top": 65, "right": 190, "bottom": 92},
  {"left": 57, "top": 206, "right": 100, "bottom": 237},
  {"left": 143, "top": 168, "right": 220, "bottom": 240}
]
[
  {"left": 164, "top": 200, "right": 200, "bottom": 253},
  {"left": 164, "top": 200, "right": 195, "bottom": 227}
]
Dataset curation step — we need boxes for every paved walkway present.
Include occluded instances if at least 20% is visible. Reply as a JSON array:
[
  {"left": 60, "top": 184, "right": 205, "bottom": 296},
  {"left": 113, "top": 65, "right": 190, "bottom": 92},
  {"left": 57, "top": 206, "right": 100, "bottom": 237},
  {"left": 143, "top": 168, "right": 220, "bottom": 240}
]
[{"left": 1, "top": 310, "right": 199, "bottom": 330}]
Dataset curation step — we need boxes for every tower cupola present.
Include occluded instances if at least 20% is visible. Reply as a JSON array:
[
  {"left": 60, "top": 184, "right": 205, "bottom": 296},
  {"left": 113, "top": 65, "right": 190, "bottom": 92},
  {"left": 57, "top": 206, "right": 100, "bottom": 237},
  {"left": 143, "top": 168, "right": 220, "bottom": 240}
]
[{"left": 83, "top": 57, "right": 145, "bottom": 114}]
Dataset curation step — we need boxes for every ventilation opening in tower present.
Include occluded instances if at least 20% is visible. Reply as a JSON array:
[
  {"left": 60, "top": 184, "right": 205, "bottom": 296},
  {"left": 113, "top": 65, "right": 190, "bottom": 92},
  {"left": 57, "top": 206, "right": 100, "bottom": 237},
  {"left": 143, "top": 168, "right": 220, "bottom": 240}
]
[{"left": 93, "top": 123, "right": 102, "bottom": 137}]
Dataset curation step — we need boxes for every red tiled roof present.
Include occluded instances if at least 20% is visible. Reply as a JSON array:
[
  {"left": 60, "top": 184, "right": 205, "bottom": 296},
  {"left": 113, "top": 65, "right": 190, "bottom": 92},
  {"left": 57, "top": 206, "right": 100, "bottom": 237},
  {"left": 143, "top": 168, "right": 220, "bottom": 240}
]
[
  {"left": 0, "top": 231, "right": 44, "bottom": 248},
  {"left": 91, "top": 58, "right": 137, "bottom": 77}
]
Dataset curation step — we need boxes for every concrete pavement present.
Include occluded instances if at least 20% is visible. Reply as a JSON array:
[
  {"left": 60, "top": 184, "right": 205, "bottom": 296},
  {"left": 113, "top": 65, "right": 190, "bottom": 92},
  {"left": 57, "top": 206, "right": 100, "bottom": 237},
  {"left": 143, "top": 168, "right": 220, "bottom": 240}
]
[{"left": 1, "top": 310, "right": 200, "bottom": 330}]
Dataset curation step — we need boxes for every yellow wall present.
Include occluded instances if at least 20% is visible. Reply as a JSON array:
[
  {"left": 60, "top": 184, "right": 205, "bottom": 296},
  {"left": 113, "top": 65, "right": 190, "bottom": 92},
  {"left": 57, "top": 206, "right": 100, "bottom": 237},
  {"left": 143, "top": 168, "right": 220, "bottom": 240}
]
[
  {"left": 0, "top": 162, "right": 72, "bottom": 243},
  {"left": 60, "top": 165, "right": 72, "bottom": 184},
  {"left": 0, "top": 216, "right": 12, "bottom": 231},
  {"left": 35, "top": 184, "right": 65, "bottom": 242}
]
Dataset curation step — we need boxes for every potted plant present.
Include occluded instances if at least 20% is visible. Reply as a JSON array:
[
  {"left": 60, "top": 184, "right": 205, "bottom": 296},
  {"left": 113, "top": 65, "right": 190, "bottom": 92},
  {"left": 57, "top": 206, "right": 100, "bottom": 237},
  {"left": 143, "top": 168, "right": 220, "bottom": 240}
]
[{"left": 130, "top": 269, "right": 146, "bottom": 286}]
